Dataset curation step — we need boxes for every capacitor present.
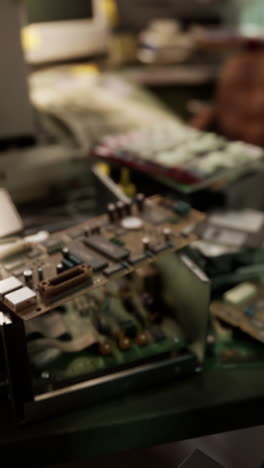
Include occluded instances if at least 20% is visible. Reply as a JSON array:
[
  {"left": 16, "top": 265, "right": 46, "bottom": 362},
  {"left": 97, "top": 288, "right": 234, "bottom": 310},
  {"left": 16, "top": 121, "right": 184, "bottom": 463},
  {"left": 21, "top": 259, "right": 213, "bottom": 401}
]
[
  {"left": 107, "top": 203, "right": 116, "bottom": 222},
  {"left": 23, "top": 269, "right": 33, "bottom": 285},
  {"left": 136, "top": 193, "right": 145, "bottom": 211},
  {"left": 136, "top": 332, "right": 149, "bottom": 346},
  {"left": 68, "top": 255, "right": 81, "bottom": 266},
  {"left": 124, "top": 200, "right": 132, "bottom": 215},
  {"left": 56, "top": 263, "right": 64, "bottom": 274},
  {"left": 62, "top": 247, "right": 70, "bottom": 259},
  {"left": 37, "top": 267, "right": 44, "bottom": 281},
  {"left": 142, "top": 236, "right": 150, "bottom": 251},
  {"left": 116, "top": 201, "right": 125, "bottom": 218},
  {"left": 163, "top": 228, "right": 172, "bottom": 242},
  {"left": 99, "top": 340, "right": 113, "bottom": 356},
  {"left": 62, "top": 259, "right": 74, "bottom": 270}
]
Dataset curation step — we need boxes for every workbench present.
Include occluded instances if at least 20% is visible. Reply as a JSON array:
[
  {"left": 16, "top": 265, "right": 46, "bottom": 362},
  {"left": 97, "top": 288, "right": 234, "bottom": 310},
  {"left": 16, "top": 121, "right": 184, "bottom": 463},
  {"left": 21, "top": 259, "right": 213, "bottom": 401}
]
[{"left": 1, "top": 367, "right": 264, "bottom": 467}]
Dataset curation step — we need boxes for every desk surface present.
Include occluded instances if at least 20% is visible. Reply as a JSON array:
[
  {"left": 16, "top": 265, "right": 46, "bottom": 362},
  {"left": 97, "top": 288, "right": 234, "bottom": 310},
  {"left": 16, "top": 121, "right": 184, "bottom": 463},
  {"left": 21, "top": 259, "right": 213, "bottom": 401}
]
[{"left": 1, "top": 367, "right": 264, "bottom": 466}]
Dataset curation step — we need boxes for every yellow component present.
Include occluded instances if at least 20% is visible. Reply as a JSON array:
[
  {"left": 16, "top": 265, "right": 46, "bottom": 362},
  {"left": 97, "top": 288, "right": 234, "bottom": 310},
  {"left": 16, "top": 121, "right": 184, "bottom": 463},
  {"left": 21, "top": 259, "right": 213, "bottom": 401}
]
[
  {"left": 102, "top": 0, "right": 119, "bottom": 27},
  {"left": 21, "top": 27, "right": 41, "bottom": 51},
  {"left": 96, "top": 162, "right": 111, "bottom": 176},
  {"left": 71, "top": 64, "right": 99, "bottom": 76},
  {"left": 118, "top": 168, "right": 136, "bottom": 198}
]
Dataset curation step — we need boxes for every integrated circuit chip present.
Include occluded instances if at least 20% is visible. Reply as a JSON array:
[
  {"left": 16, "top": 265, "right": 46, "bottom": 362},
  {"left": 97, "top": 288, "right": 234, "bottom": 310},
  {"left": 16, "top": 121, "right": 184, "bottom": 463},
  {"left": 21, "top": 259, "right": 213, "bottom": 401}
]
[
  {"left": 83, "top": 235, "right": 129, "bottom": 262},
  {"left": 129, "top": 253, "right": 147, "bottom": 265},
  {"left": 44, "top": 239, "right": 64, "bottom": 255},
  {"left": 151, "top": 243, "right": 171, "bottom": 254},
  {"left": 103, "top": 264, "right": 124, "bottom": 276},
  {"left": 70, "top": 242, "right": 108, "bottom": 272}
]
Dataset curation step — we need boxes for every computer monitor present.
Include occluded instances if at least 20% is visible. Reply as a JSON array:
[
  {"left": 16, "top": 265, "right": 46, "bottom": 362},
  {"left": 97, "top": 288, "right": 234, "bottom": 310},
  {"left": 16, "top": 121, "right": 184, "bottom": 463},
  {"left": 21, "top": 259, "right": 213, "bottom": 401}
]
[
  {"left": 0, "top": 0, "right": 34, "bottom": 144},
  {"left": 23, "top": 0, "right": 109, "bottom": 65}
]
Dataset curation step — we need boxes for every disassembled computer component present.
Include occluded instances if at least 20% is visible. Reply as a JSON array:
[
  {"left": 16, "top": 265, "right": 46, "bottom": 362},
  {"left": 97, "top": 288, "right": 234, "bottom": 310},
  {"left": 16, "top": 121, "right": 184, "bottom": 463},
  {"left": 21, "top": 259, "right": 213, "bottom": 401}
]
[
  {"left": 211, "top": 282, "right": 264, "bottom": 344},
  {"left": 93, "top": 123, "right": 264, "bottom": 189},
  {"left": 0, "top": 194, "right": 209, "bottom": 421},
  {"left": 0, "top": 194, "right": 204, "bottom": 319},
  {"left": 206, "top": 317, "right": 264, "bottom": 370},
  {"left": 194, "top": 209, "right": 264, "bottom": 251}
]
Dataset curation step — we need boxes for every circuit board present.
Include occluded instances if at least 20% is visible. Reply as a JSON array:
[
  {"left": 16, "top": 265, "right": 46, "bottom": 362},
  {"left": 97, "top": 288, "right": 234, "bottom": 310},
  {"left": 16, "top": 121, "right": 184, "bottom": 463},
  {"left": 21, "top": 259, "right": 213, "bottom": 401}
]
[
  {"left": 211, "top": 283, "right": 264, "bottom": 343},
  {"left": 29, "top": 296, "right": 186, "bottom": 394},
  {"left": 93, "top": 123, "right": 264, "bottom": 189},
  {"left": 0, "top": 195, "right": 204, "bottom": 320},
  {"left": 206, "top": 316, "right": 264, "bottom": 370}
]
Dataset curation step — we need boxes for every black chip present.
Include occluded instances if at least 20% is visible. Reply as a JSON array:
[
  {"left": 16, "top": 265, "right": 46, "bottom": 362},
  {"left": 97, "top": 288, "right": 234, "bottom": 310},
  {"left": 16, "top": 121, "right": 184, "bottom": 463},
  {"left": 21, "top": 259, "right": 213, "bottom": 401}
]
[
  {"left": 83, "top": 235, "right": 129, "bottom": 262},
  {"left": 70, "top": 243, "right": 108, "bottom": 272},
  {"left": 151, "top": 243, "right": 170, "bottom": 254},
  {"left": 44, "top": 239, "right": 64, "bottom": 254},
  {"left": 129, "top": 254, "right": 147, "bottom": 265},
  {"left": 103, "top": 264, "right": 124, "bottom": 276}
]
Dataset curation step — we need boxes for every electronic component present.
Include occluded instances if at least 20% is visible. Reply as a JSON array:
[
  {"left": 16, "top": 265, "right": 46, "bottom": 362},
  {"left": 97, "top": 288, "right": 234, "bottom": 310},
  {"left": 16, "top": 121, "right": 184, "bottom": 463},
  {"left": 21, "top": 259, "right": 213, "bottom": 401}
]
[
  {"left": 62, "top": 247, "right": 70, "bottom": 258},
  {"left": 0, "top": 195, "right": 204, "bottom": 319},
  {"left": 142, "top": 237, "right": 151, "bottom": 251},
  {"left": 23, "top": 269, "right": 33, "bottom": 286},
  {"left": 62, "top": 259, "right": 75, "bottom": 270},
  {"left": 94, "top": 124, "right": 264, "bottom": 190},
  {"left": 163, "top": 228, "right": 171, "bottom": 242},
  {"left": 129, "top": 253, "right": 147, "bottom": 265},
  {"left": 56, "top": 263, "right": 64, "bottom": 274},
  {"left": 103, "top": 264, "right": 124, "bottom": 277},
  {"left": 224, "top": 283, "right": 257, "bottom": 306},
  {"left": 124, "top": 200, "right": 132, "bottom": 216},
  {"left": 44, "top": 239, "right": 64, "bottom": 255},
  {"left": 136, "top": 193, "right": 145, "bottom": 211},
  {"left": 151, "top": 243, "right": 171, "bottom": 254},
  {"left": 194, "top": 209, "right": 264, "bottom": 250},
  {"left": 68, "top": 255, "right": 81, "bottom": 266},
  {"left": 70, "top": 243, "right": 108, "bottom": 272},
  {"left": 83, "top": 235, "right": 129, "bottom": 262},
  {"left": 39, "top": 264, "right": 92, "bottom": 301},
  {"left": 107, "top": 203, "right": 116, "bottom": 222},
  {"left": 173, "top": 201, "right": 191, "bottom": 216},
  {"left": 4, "top": 287, "right": 37, "bottom": 312},
  {"left": 0, "top": 240, "right": 209, "bottom": 422},
  {"left": 37, "top": 268, "right": 44, "bottom": 281},
  {"left": 211, "top": 282, "right": 264, "bottom": 343},
  {"left": 0, "top": 276, "right": 23, "bottom": 299},
  {"left": 121, "top": 217, "right": 144, "bottom": 230},
  {"left": 116, "top": 201, "right": 125, "bottom": 218}
]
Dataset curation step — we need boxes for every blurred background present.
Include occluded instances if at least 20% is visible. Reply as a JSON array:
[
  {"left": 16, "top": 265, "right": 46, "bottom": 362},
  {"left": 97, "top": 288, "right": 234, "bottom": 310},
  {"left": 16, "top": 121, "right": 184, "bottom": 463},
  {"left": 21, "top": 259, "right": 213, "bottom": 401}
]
[{"left": 1, "top": 2, "right": 264, "bottom": 467}]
